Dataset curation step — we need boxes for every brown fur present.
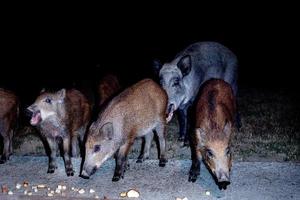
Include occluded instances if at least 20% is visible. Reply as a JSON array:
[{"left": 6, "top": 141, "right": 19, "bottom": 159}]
[
  {"left": 0, "top": 88, "right": 19, "bottom": 164},
  {"left": 195, "top": 79, "right": 236, "bottom": 140},
  {"left": 97, "top": 74, "right": 121, "bottom": 107},
  {"left": 82, "top": 79, "right": 168, "bottom": 180},
  {"left": 189, "top": 79, "right": 236, "bottom": 185},
  {"left": 28, "top": 88, "right": 91, "bottom": 175}
]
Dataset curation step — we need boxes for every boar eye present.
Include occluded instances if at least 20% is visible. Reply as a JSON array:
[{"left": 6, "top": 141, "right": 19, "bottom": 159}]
[
  {"left": 94, "top": 145, "right": 101, "bottom": 153},
  {"left": 206, "top": 149, "right": 214, "bottom": 159},
  {"left": 45, "top": 97, "right": 52, "bottom": 104},
  {"left": 172, "top": 78, "right": 180, "bottom": 87},
  {"left": 225, "top": 147, "right": 231, "bottom": 156}
]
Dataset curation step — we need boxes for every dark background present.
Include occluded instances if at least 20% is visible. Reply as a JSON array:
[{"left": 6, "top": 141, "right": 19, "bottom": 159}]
[{"left": 1, "top": 3, "right": 298, "bottom": 108}]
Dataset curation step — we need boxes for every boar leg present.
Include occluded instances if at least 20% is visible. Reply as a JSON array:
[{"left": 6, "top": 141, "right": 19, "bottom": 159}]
[
  {"left": 9, "top": 130, "right": 13, "bottom": 155},
  {"left": 47, "top": 138, "right": 58, "bottom": 173},
  {"left": 188, "top": 136, "right": 201, "bottom": 182},
  {"left": 71, "top": 135, "right": 80, "bottom": 158},
  {"left": 0, "top": 132, "right": 10, "bottom": 164},
  {"left": 112, "top": 141, "right": 133, "bottom": 182},
  {"left": 136, "top": 132, "right": 153, "bottom": 163},
  {"left": 62, "top": 137, "right": 74, "bottom": 176},
  {"left": 155, "top": 123, "right": 168, "bottom": 167},
  {"left": 178, "top": 108, "right": 190, "bottom": 146}
]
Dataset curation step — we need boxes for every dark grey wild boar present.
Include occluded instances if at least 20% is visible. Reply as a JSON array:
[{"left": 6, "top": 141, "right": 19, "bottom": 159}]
[
  {"left": 81, "top": 79, "right": 168, "bottom": 181},
  {"left": 0, "top": 89, "right": 19, "bottom": 164},
  {"left": 27, "top": 89, "right": 91, "bottom": 176},
  {"left": 154, "top": 41, "right": 238, "bottom": 145},
  {"left": 189, "top": 79, "right": 236, "bottom": 189}
]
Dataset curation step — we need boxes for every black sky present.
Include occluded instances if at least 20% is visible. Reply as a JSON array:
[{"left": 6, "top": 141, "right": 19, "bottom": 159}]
[{"left": 1, "top": 3, "right": 298, "bottom": 100}]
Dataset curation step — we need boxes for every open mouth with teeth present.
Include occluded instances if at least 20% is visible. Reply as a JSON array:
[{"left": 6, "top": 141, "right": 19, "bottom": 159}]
[
  {"left": 166, "top": 104, "right": 176, "bottom": 123},
  {"left": 30, "top": 111, "right": 42, "bottom": 125}
]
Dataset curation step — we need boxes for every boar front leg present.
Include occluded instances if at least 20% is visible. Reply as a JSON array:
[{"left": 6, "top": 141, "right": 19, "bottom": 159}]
[
  {"left": 178, "top": 108, "right": 190, "bottom": 146},
  {"left": 62, "top": 136, "right": 74, "bottom": 176},
  {"left": 71, "top": 135, "right": 80, "bottom": 158},
  {"left": 155, "top": 123, "right": 168, "bottom": 167},
  {"left": 47, "top": 138, "right": 58, "bottom": 173},
  {"left": 136, "top": 132, "right": 153, "bottom": 163},
  {"left": 112, "top": 141, "right": 133, "bottom": 182}
]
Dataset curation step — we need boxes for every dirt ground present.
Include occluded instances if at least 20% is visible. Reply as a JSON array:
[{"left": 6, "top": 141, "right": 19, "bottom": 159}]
[{"left": 0, "top": 157, "right": 299, "bottom": 200}]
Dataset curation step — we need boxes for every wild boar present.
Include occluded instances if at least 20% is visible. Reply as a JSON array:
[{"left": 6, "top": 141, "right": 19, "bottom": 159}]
[
  {"left": 27, "top": 89, "right": 91, "bottom": 176},
  {"left": 0, "top": 89, "right": 19, "bottom": 164},
  {"left": 188, "top": 79, "right": 236, "bottom": 189},
  {"left": 81, "top": 79, "right": 168, "bottom": 181},
  {"left": 153, "top": 41, "right": 238, "bottom": 145},
  {"left": 97, "top": 74, "right": 121, "bottom": 108}
]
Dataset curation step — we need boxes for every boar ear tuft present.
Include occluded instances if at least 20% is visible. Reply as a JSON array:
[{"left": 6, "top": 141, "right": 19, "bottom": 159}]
[
  {"left": 177, "top": 55, "right": 191, "bottom": 77},
  {"left": 101, "top": 122, "right": 114, "bottom": 140},
  {"left": 223, "top": 122, "right": 232, "bottom": 138},
  {"left": 153, "top": 59, "right": 162, "bottom": 75},
  {"left": 57, "top": 89, "right": 66, "bottom": 100}
]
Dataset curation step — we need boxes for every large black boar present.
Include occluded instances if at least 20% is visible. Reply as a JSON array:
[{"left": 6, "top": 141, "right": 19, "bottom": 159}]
[
  {"left": 188, "top": 79, "right": 236, "bottom": 189},
  {"left": 0, "top": 89, "right": 19, "bottom": 164},
  {"left": 27, "top": 89, "right": 91, "bottom": 176},
  {"left": 154, "top": 41, "right": 238, "bottom": 145},
  {"left": 81, "top": 79, "right": 168, "bottom": 181}
]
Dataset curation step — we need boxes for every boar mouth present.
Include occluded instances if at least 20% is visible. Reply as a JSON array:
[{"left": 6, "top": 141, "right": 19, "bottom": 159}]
[
  {"left": 30, "top": 111, "right": 42, "bottom": 125},
  {"left": 166, "top": 104, "right": 175, "bottom": 123}
]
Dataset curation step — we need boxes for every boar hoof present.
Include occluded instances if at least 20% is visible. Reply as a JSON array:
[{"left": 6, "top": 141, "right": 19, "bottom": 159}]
[
  {"left": 159, "top": 158, "right": 168, "bottom": 167},
  {"left": 47, "top": 168, "right": 55, "bottom": 173},
  {"left": 178, "top": 136, "right": 184, "bottom": 142},
  {"left": 66, "top": 168, "right": 74, "bottom": 176},
  {"left": 183, "top": 140, "right": 189, "bottom": 146},
  {"left": 188, "top": 174, "right": 198, "bottom": 182},
  {"left": 136, "top": 159, "right": 143, "bottom": 163},
  {"left": 0, "top": 159, "right": 7, "bottom": 164},
  {"left": 112, "top": 175, "right": 121, "bottom": 182}
]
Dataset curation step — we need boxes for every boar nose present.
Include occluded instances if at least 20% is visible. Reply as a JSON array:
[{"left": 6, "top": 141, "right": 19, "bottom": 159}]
[
  {"left": 80, "top": 169, "right": 90, "bottom": 179},
  {"left": 216, "top": 170, "right": 230, "bottom": 183}
]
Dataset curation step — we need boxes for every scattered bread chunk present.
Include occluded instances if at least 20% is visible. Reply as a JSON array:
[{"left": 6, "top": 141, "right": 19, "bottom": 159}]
[{"left": 127, "top": 189, "right": 140, "bottom": 198}]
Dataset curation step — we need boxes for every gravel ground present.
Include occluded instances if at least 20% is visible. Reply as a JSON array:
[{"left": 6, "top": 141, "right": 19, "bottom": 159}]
[{"left": 0, "top": 156, "right": 299, "bottom": 200}]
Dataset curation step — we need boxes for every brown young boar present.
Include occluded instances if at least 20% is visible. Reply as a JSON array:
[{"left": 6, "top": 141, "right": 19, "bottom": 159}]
[
  {"left": 97, "top": 74, "right": 121, "bottom": 108},
  {"left": 188, "top": 79, "right": 236, "bottom": 189},
  {"left": 27, "top": 89, "right": 91, "bottom": 176},
  {"left": 81, "top": 79, "right": 168, "bottom": 181},
  {"left": 0, "top": 89, "right": 19, "bottom": 164}
]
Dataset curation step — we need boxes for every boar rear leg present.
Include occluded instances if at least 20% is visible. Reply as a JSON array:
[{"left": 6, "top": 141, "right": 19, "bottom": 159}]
[
  {"left": 63, "top": 137, "right": 74, "bottom": 176},
  {"left": 137, "top": 132, "right": 153, "bottom": 163},
  {"left": 0, "top": 133, "right": 11, "bottom": 164},
  {"left": 47, "top": 138, "right": 58, "bottom": 173},
  {"left": 188, "top": 136, "right": 201, "bottom": 182},
  {"left": 112, "top": 141, "right": 132, "bottom": 182},
  {"left": 155, "top": 123, "right": 168, "bottom": 167}
]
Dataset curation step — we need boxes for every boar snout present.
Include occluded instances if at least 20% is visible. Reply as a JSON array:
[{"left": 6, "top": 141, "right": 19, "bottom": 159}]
[
  {"left": 81, "top": 166, "right": 97, "bottom": 179},
  {"left": 216, "top": 170, "right": 230, "bottom": 183}
]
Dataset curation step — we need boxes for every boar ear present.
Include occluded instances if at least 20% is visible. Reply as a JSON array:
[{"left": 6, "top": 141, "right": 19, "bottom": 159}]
[
  {"left": 152, "top": 59, "right": 162, "bottom": 75},
  {"left": 57, "top": 89, "right": 66, "bottom": 100},
  {"left": 101, "top": 122, "right": 114, "bottom": 140},
  {"left": 223, "top": 122, "right": 232, "bottom": 138},
  {"left": 196, "top": 128, "right": 206, "bottom": 147},
  {"left": 177, "top": 55, "right": 191, "bottom": 77},
  {"left": 40, "top": 88, "right": 46, "bottom": 94}
]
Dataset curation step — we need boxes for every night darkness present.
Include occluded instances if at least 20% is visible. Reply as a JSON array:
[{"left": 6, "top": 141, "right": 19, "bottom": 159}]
[{"left": 1, "top": 4, "right": 298, "bottom": 108}]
